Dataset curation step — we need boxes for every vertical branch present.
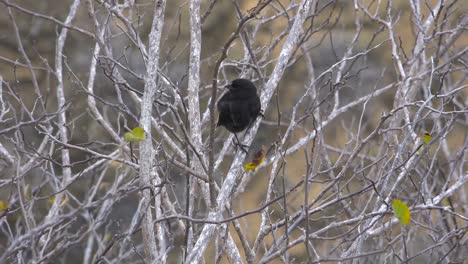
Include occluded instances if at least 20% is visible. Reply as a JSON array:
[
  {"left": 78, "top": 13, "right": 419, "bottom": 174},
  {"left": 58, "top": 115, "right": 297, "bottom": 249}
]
[
  {"left": 186, "top": 0, "right": 206, "bottom": 253},
  {"left": 86, "top": 32, "right": 121, "bottom": 143},
  {"left": 188, "top": 1, "right": 243, "bottom": 260},
  {"left": 139, "top": 0, "right": 167, "bottom": 262},
  {"left": 188, "top": 0, "right": 203, "bottom": 155},
  {"left": 40, "top": 0, "right": 80, "bottom": 255},
  {"left": 332, "top": 0, "right": 362, "bottom": 113},
  {"left": 0, "top": 76, "right": 14, "bottom": 166},
  {"left": 84, "top": 0, "right": 184, "bottom": 158}
]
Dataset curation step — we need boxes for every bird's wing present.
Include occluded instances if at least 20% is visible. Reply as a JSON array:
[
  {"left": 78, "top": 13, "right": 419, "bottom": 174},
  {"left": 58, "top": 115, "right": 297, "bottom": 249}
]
[
  {"left": 217, "top": 98, "right": 229, "bottom": 112},
  {"left": 249, "top": 96, "right": 261, "bottom": 117},
  {"left": 228, "top": 101, "right": 248, "bottom": 126},
  {"left": 218, "top": 98, "right": 249, "bottom": 128},
  {"left": 217, "top": 91, "right": 234, "bottom": 111},
  {"left": 217, "top": 107, "right": 230, "bottom": 126}
]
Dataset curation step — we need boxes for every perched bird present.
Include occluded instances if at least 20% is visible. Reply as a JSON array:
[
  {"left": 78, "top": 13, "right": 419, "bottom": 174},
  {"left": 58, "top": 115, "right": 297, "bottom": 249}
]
[{"left": 217, "top": 78, "right": 262, "bottom": 152}]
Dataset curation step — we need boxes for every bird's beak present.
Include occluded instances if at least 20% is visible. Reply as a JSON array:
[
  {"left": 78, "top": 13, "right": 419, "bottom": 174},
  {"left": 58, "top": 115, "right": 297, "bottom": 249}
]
[{"left": 224, "top": 83, "right": 233, "bottom": 90}]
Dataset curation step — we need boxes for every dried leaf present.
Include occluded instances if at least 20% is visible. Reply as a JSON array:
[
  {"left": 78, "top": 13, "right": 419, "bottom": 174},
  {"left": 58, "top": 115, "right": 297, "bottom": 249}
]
[
  {"left": 24, "top": 184, "right": 31, "bottom": 202},
  {"left": 110, "top": 160, "right": 124, "bottom": 168},
  {"left": 245, "top": 146, "right": 266, "bottom": 171}
]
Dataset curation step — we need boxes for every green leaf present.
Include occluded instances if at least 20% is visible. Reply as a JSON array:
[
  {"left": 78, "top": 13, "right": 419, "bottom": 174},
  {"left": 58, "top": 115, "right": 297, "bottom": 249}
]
[
  {"left": 392, "top": 199, "right": 411, "bottom": 225},
  {"left": 124, "top": 127, "right": 145, "bottom": 142}
]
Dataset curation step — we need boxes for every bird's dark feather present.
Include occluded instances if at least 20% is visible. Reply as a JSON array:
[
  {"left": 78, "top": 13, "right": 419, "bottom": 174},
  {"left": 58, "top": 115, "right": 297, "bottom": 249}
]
[{"left": 217, "top": 79, "right": 262, "bottom": 133}]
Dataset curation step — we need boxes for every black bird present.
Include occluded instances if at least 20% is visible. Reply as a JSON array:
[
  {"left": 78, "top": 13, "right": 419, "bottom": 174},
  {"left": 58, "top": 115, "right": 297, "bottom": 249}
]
[{"left": 217, "top": 79, "right": 262, "bottom": 152}]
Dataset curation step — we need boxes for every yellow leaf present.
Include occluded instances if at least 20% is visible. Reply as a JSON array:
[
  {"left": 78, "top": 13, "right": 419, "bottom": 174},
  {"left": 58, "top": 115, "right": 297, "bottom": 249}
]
[
  {"left": 245, "top": 156, "right": 265, "bottom": 171},
  {"left": 49, "top": 195, "right": 68, "bottom": 206},
  {"left": 104, "top": 233, "right": 112, "bottom": 243},
  {"left": 124, "top": 127, "right": 145, "bottom": 142},
  {"left": 0, "top": 200, "right": 8, "bottom": 211},
  {"left": 419, "top": 132, "right": 432, "bottom": 153},
  {"left": 422, "top": 132, "right": 431, "bottom": 144},
  {"left": 392, "top": 199, "right": 411, "bottom": 225},
  {"left": 441, "top": 198, "right": 450, "bottom": 207},
  {"left": 244, "top": 146, "right": 266, "bottom": 171}
]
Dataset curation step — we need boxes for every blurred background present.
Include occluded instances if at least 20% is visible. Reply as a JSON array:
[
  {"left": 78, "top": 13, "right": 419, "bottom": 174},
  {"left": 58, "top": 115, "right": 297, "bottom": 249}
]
[{"left": 0, "top": 0, "right": 467, "bottom": 263}]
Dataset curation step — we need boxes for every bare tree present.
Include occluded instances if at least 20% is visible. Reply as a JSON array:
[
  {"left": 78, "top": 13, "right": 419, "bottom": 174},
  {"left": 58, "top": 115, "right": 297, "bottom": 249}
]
[{"left": 0, "top": 0, "right": 466, "bottom": 263}]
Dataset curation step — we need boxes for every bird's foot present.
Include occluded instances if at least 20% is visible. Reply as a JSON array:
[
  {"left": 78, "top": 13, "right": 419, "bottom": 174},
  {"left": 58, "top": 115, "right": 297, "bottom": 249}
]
[
  {"left": 235, "top": 143, "right": 250, "bottom": 154},
  {"left": 232, "top": 138, "right": 249, "bottom": 154},
  {"left": 259, "top": 110, "right": 265, "bottom": 118}
]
